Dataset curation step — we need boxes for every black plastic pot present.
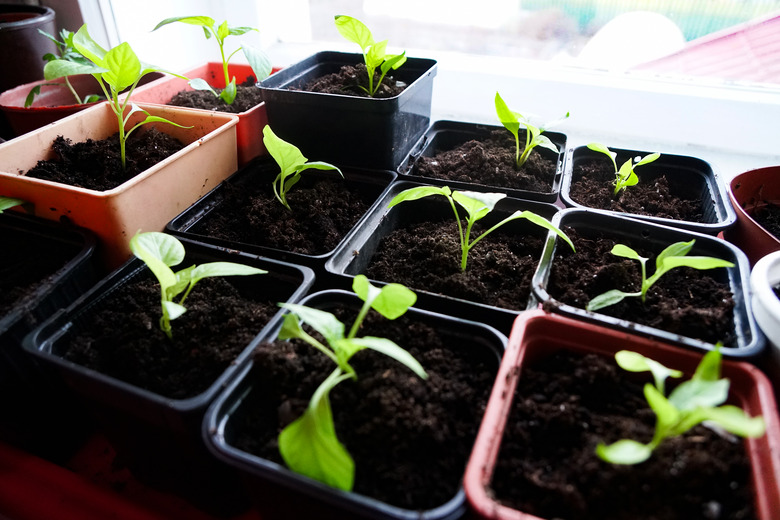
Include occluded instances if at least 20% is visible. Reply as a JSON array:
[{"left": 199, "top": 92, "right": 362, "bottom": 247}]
[
  {"left": 561, "top": 145, "right": 736, "bottom": 235},
  {"left": 258, "top": 51, "right": 437, "bottom": 170},
  {"left": 166, "top": 156, "right": 396, "bottom": 273},
  {"left": 325, "top": 181, "right": 560, "bottom": 335},
  {"left": 398, "top": 120, "right": 567, "bottom": 203},
  {"left": 23, "top": 240, "right": 315, "bottom": 515},
  {"left": 0, "top": 5, "right": 56, "bottom": 93},
  {"left": 532, "top": 208, "right": 763, "bottom": 358},
  {"left": 204, "top": 289, "right": 506, "bottom": 520}
]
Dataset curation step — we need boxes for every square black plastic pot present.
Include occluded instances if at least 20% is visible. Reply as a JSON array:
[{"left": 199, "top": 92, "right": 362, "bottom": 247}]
[
  {"left": 561, "top": 145, "right": 736, "bottom": 235},
  {"left": 204, "top": 289, "right": 506, "bottom": 520},
  {"left": 325, "top": 181, "right": 560, "bottom": 335},
  {"left": 398, "top": 120, "right": 567, "bottom": 203},
  {"left": 258, "top": 51, "right": 437, "bottom": 170},
  {"left": 22, "top": 240, "right": 315, "bottom": 515},
  {"left": 532, "top": 208, "right": 763, "bottom": 359},
  {"left": 166, "top": 156, "right": 396, "bottom": 273}
]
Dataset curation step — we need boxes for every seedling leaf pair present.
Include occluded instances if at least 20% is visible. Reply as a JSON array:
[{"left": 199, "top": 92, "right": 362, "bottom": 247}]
[
  {"left": 495, "top": 92, "right": 568, "bottom": 168},
  {"left": 587, "top": 143, "right": 660, "bottom": 196}
]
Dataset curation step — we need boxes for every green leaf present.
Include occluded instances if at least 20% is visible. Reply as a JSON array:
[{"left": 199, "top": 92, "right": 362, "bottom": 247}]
[
  {"left": 587, "top": 142, "right": 618, "bottom": 172},
  {"left": 382, "top": 51, "right": 406, "bottom": 71},
  {"left": 24, "top": 85, "right": 42, "bottom": 107},
  {"left": 278, "top": 313, "right": 306, "bottom": 341},
  {"left": 334, "top": 15, "right": 374, "bottom": 51},
  {"left": 614, "top": 350, "right": 682, "bottom": 393},
  {"left": 299, "top": 161, "right": 342, "bottom": 175},
  {"left": 636, "top": 152, "right": 661, "bottom": 167},
  {"left": 596, "top": 439, "right": 653, "bottom": 465},
  {"left": 611, "top": 244, "right": 644, "bottom": 262},
  {"left": 0, "top": 197, "right": 25, "bottom": 212},
  {"left": 700, "top": 405, "right": 766, "bottom": 438},
  {"left": 533, "top": 134, "right": 559, "bottom": 154},
  {"left": 43, "top": 59, "right": 106, "bottom": 80},
  {"left": 388, "top": 186, "right": 450, "bottom": 207},
  {"left": 216, "top": 20, "right": 230, "bottom": 42},
  {"left": 153, "top": 16, "right": 215, "bottom": 31},
  {"left": 515, "top": 210, "right": 575, "bottom": 251},
  {"left": 162, "top": 300, "right": 187, "bottom": 321},
  {"left": 83, "top": 94, "right": 101, "bottom": 103},
  {"left": 587, "top": 289, "right": 631, "bottom": 312},
  {"left": 365, "top": 40, "right": 388, "bottom": 69},
  {"left": 263, "top": 126, "right": 307, "bottom": 175},
  {"left": 655, "top": 240, "right": 694, "bottom": 270},
  {"left": 188, "top": 78, "right": 217, "bottom": 96},
  {"left": 644, "top": 383, "right": 680, "bottom": 430},
  {"left": 280, "top": 303, "right": 345, "bottom": 345},
  {"left": 72, "top": 25, "right": 108, "bottom": 66},
  {"left": 349, "top": 336, "right": 427, "bottom": 379},
  {"left": 495, "top": 92, "right": 520, "bottom": 136},
  {"left": 103, "top": 42, "right": 141, "bottom": 91},
  {"left": 219, "top": 78, "right": 237, "bottom": 104},
  {"left": 658, "top": 256, "right": 734, "bottom": 272},
  {"left": 668, "top": 378, "right": 730, "bottom": 411},
  {"left": 129, "top": 232, "right": 182, "bottom": 295},
  {"left": 352, "top": 275, "right": 416, "bottom": 320},
  {"left": 228, "top": 26, "right": 257, "bottom": 37},
  {"left": 693, "top": 349, "right": 722, "bottom": 382},
  {"left": 242, "top": 44, "right": 272, "bottom": 82},
  {"left": 188, "top": 262, "right": 266, "bottom": 287},
  {"left": 453, "top": 191, "right": 506, "bottom": 221}
]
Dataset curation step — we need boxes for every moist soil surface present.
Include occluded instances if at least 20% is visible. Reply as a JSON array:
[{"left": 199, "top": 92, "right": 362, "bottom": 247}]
[
  {"left": 191, "top": 172, "right": 373, "bottom": 255},
  {"left": 24, "top": 129, "right": 185, "bottom": 191},
  {"left": 364, "top": 211, "right": 546, "bottom": 310},
  {"left": 414, "top": 129, "right": 557, "bottom": 193},
  {"left": 168, "top": 78, "right": 264, "bottom": 114},
  {"left": 231, "top": 304, "right": 499, "bottom": 510},
  {"left": 62, "top": 276, "right": 279, "bottom": 399},
  {"left": 751, "top": 201, "right": 780, "bottom": 239},
  {"left": 491, "top": 350, "right": 756, "bottom": 520},
  {"left": 298, "top": 63, "right": 405, "bottom": 98},
  {"left": 569, "top": 156, "right": 704, "bottom": 222},
  {"left": 544, "top": 227, "right": 736, "bottom": 346}
]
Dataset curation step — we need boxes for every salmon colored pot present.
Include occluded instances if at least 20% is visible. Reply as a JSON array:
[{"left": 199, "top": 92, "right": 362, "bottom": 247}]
[
  {"left": 724, "top": 166, "right": 780, "bottom": 266},
  {"left": 129, "top": 62, "right": 277, "bottom": 166},
  {"left": 0, "top": 101, "right": 238, "bottom": 271},
  {"left": 463, "top": 310, "right": 780, "bottom": 520}
]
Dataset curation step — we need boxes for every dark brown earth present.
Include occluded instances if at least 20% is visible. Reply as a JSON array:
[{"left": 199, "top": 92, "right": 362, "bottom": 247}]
[
  {"left": 751, "top": 201, "right": 780, "bottom": 239},
  {"left": 168, "top": 79, "right": 264, "bottom": 114},
  {"left": 491, "top": 350, "right": 756, "bottom": 520},
  {"left": 299, "top": 63, "right": 405, "bottom": 98}
]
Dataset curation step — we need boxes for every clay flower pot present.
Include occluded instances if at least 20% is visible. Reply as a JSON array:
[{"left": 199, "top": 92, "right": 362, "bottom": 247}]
[
  {"left": 464, "top": 310, "right": 780, "bottom": 520},
  {"left": 0, "top": 101, "right": 239, "bottom": 270}
]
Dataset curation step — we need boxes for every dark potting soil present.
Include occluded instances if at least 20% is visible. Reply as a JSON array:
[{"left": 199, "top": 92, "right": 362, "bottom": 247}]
[
  {"left": 569, "top": 157, "right": 704, "bottom": 222},
  {"left": 414, "top": 129, "right": 556, "bottom": 193},
  {"left": 364, "top": 215, "right": 545, "bottom": 310},
  {"left": 231, "top": 306, "right": 499, "bottom": 510},
  {"left": 62, "top": 276, "right": 278, "bottom": 399},
  {"left": 751, "top": 201, "right": 780, "bottom": 239},
  {"left": 491, "top": 350, "right": 756, "bottom": 520},
  {"left": 191, "top": 175, "right": 372, "bottom": 255},
  {"left": 168, "top": 78, "right": 264, "bottom": 114},
  {"left": 544, "top": 227, "right": 736, "bottom": 346},
  {"left": 0, "top": 227, "right": 80, "bottom": 316},
  {"left": 299, "top": 63, "right": 405, "bottom": 98},
  {"left": 24, "top": 129, "right": 185, "bottom": 192}
]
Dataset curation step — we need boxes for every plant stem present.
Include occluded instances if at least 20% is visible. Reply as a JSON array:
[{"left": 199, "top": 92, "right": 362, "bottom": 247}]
[{"left": 64, "top": 76, "right": 83, "bottom": 104}]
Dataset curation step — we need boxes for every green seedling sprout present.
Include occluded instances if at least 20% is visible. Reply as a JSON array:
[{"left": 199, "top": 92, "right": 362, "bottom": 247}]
[
  {"left": 334, "top": 15, "right": 407, "bottom": 97},
  {"left": 0, "top": 197, "right": 25, "bottom": 213},
  {"left": 152, "top": 16, "right": 272, "bottom": 105},
  {"left": 25, "top": 29, "right": 102, "bottom": 107},
  {"left": 262, "top": 125, "right": 342, "bottom": 210},
  {"left": 277, "top": 275, "right": 427, "bottom": 491},
  {"left": 596, "top": 348, "right": 766, "bottom": 465},
  {"left": 129, "top": 231, "right": 266, "bottom": 339},
  {"left": 43, "top": 24, "right": 191, "bottom": 171},
  {"left": 389, "top": 186, "right": 574, "bottom": 272},
  {"left": 587, "top": 143, "right": 660, "bottom": 197},
  {"left": 586, "top": 239, "right": 735, "bottom": 312},
  {"left": 495, "top": 92, "right": 568, "bottom": 169}
]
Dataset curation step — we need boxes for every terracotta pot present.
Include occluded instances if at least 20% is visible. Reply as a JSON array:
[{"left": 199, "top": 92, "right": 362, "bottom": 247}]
[
  {"left": 0, "top": 101, "right": 239, "bottom": 271},
  {"left": 723, "top": 165, "right": 780, "bottom": 266},
  {"left": 464, "top": 310, "right": 780, "bottom": 520},
  {"left": 129, "top": 62, "right": 278, "bottom": 166}
]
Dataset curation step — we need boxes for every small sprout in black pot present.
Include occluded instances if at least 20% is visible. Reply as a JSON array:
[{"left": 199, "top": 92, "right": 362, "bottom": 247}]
[
  {"left": 129, "top": 231, "right": 266, "bottom": 339},
  {"left": 0, "top": 196, "right": 26, "bottom": 213},
  {"left": 43, "top": 24, "right": 192, "bottom": 171},
  {"left": 586, "top": 239, "right": 734, "bottom": 312},
  {"left": 277, "top": 275, "right": 427, "bottom": 491},
  {"left": 389, "top": 185, "right": 574, "bottom": 271},
  {"left": 495, "top": 92, "right": 569, "bottom": 169},
  {"left": 587, "top": 143, "right": 660, "bottom": 197},
  {"left": 153, "top": 15, "right": 271, "bottom": 105},
  {"left": 334, "top": 15, "right": 407, "bottom": 98},
  {"left": 597, "top": 348, "right": 766, "bottom": 465},
  {"left": 262, "top": 125, "right": 342, "bottom": 210}
]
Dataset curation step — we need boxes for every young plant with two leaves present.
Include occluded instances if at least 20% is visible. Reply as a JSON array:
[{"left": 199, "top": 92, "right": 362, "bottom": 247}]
[
  {"left": 586, "top": 239, "right": 734, "bottom": 312},
  {"left": 586, "top": 143, "right": 660, "bottom": 197},
  {"left": 494, "top": 92, "right": 569, "bottom": 169},
  {"left": 596, "top": 348, "right": 765, "bottom": 465},
  {"left": 152, "top": 16, "right": 272, "bottom": 105},
  {"left": 262, "top": 125, "right": 342, "bottom": 210},
  {"left": 389, "top": 186, "right": 574, "bottom": 272},
  {"left": 334, "top": 15, "right": 406, "bottom": 97},
  {"left": 129, "top": 231, "right": 266, "bottom": 339},
  {"left": 276, "top": 275, "right": 427, "bottom": 491},
  {"left": 43, "top": 24, "right": 190, "bottom": 171}
]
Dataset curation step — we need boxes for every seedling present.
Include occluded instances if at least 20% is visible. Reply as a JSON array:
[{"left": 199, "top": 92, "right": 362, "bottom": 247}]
[
  {"left": 334, "top": 15, "right": 406, "bottom": 97},
  {"left": 586, "top": 240, "right": 734, "bottom": 312},
  {"left": 0, "top": 197, "right": 25, "bottom": 213},
  {"left": 262, "top": 125, "right": 342, "bottom": 210},
  {"left": 129, "top": 231, "right": 266, "bottom": 339},
  {"left": 25, "top": 29, "right": 101, "bottom": 107},
  {"left": 596, "top": 348, "right": 765, "bottom": 465},
  {"left": 495, "top": 92, "right": 568, "bottom": 168},
  {"left": 587, "top": 143, "right": 660, "bottom": 197},
  {"left": 389, "top": 186, "right": 574, "bottom": 271},
  {"left": 43, "top": 24, "right": 190, "bottom": 170},
  {"left": 153, "top": 16, "right": 271, "bottom": 105},
  {"left": 277, "top": 275, "right": 427, "bottom": 490}
]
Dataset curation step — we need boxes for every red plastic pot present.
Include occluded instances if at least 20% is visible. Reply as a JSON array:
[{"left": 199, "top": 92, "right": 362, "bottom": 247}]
[
  {"left": 463, "top": 310, "right": 780, "bottom": 520},
  {"left": 723, "top": 165, "right": 780, "bottom": 266},
  {"left": 129, "top": 62, "right": 279, "bottom": 166}
]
